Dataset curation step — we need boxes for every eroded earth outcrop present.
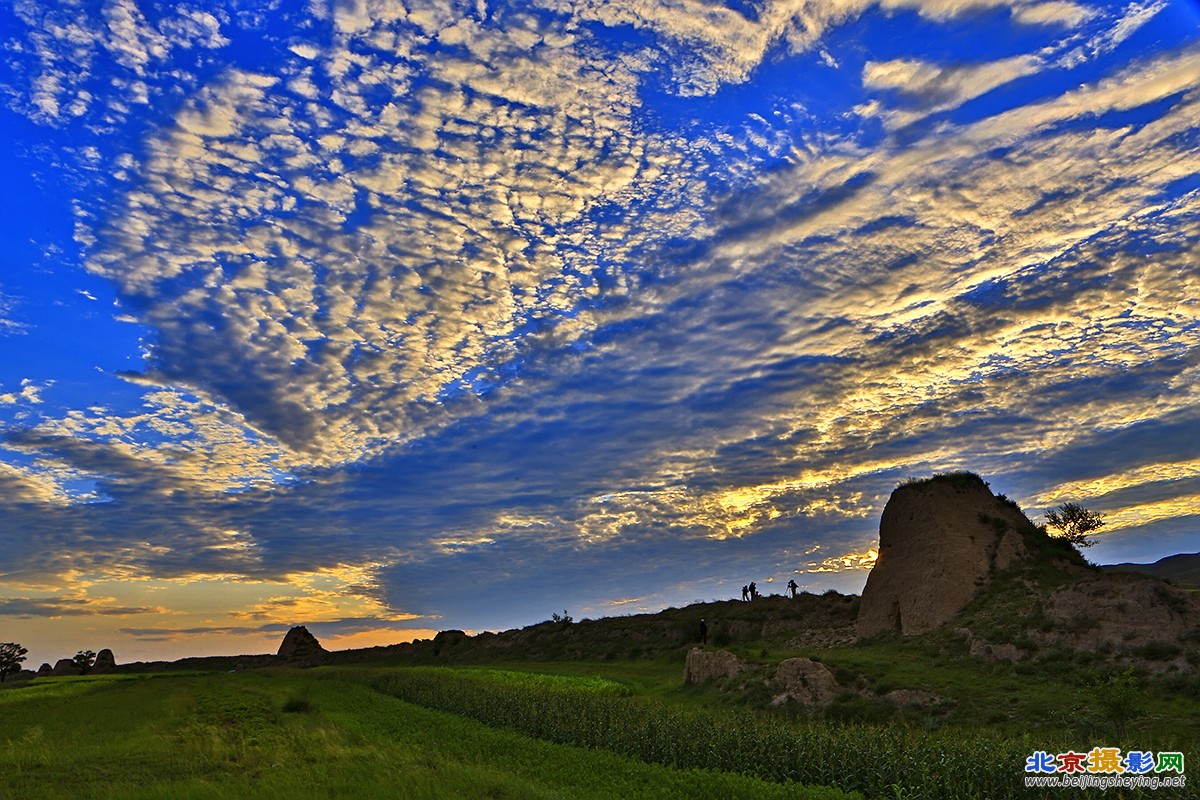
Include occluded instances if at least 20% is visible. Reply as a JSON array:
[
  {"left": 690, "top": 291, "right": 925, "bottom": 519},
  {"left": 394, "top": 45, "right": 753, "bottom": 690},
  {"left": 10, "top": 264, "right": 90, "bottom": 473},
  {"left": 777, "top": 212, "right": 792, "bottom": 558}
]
[
  {"left": 857, "top": 473, "right": 1036, "bottom": 638},
  {"left": 854, "top": 472, "right": 1200, "bottom": 674},
  {"left": 277, "top": 625, "right": 328, "bottom": 667},
  {"left": 51, "top": 658, "right": 80, "bottom": 676},
  {"left": 1042, "top": 572, "right": 1200, "bottom": 668},
  {"left": 92, "top": 648, "right": 116, "bottom": 674}
]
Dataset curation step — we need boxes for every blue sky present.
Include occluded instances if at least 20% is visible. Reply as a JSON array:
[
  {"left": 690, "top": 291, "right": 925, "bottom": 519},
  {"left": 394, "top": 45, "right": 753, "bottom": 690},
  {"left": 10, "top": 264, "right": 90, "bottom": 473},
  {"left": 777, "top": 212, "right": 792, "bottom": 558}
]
[{"left": 2, "top": 0, "right": 1199, "bottom": 667}]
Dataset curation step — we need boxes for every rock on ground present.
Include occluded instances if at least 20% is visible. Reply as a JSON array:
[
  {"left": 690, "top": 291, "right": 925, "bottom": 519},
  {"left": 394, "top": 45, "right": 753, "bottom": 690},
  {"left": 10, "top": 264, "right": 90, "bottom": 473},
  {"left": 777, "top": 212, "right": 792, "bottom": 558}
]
[
  {"left": 682, "top": 648, "right": 747, "bottom": 685},
  {"left": 770, "top": 657, "right": 840, "bottom": 707}
]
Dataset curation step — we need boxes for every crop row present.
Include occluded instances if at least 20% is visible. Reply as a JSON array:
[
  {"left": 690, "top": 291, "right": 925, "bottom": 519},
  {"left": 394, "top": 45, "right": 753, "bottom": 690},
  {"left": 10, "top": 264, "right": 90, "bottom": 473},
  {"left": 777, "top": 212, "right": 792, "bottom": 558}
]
[{"left": 341, "top": 667, "right": 1113, "bottom": 800}]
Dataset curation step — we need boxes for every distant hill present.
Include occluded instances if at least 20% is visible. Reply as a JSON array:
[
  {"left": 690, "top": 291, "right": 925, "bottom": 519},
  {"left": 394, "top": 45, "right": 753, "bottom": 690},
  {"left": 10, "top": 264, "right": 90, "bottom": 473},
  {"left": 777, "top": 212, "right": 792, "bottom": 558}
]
[
  {"left": 81, "top": 593, "right": 856, "bottom": 676},
  {"left": 326, "top": 591, "right": 860, "bottom": 667},
  {"left": 1102, "top": 552, "right": 1200, "bottom": 588}
]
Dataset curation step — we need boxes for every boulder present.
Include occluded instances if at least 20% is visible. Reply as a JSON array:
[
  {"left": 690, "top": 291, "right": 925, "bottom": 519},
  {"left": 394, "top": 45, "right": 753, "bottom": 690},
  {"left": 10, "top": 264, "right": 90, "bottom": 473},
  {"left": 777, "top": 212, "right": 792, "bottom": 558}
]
[
  {"left": 92, "top": 649, "right": 116, "bottom": 674},
  {"left": 770, "top": 657, "right": 840, "bottom": 707},
  {"left": 277, "top": 625, "right": 327, "bottom": 667},
  {"left": 51, "top": 658, "right": 81, "bottom": 676},
  {"left": 682, "top": 647, "right": 747, "bottom": 685},
  {"left": 857, "top": 474, "right": 1033, "bottom": 638}
]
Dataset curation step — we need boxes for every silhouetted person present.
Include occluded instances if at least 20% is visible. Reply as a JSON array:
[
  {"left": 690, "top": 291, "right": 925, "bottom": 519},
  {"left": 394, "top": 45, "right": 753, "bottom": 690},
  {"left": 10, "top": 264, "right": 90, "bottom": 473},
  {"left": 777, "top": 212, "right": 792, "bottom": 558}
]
[
  {"left": 699, "top": 618, "right": 708, "bottom": 644},
  {"left": 749, "top": 581, "right": 758, "bottom": 600},
  {"left": 787, "top": 579, "right": 798, "bottom": 599},
  {"left": 741, "top": 585, "right": 749, "bottom": 602}
]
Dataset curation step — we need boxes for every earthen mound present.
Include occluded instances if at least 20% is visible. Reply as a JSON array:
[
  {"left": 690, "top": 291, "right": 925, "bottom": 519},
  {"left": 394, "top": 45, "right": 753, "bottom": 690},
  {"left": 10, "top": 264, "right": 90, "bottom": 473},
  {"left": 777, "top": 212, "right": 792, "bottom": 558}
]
[
  {"left": 857, "top": 473, "right": 1040, "bottom": 638},
  {"left": 277, "top": 625, "right": 327, "bottom": 667},
  {"left": 51, "top": 658, "right": 81, "bottom": 676},
  {"left": 93, "top": 649, "right": 116, "bottom": 673}
]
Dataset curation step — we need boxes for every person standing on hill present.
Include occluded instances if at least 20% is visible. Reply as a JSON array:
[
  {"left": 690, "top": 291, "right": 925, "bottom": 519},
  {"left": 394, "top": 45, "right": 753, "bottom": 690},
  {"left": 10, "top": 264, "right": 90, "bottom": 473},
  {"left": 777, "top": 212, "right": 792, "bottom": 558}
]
[
  {"left": 741, "top": 585, "right": 749, "bottom": 602},
  {"left": 699, "top": 618, "right": 708, "bottom": 645},
  {"left": 787, "top": 579, "right": 799, "bottom": 599},
  {"left": 749, "top": 581, "right": 758, "bottom": 600}
]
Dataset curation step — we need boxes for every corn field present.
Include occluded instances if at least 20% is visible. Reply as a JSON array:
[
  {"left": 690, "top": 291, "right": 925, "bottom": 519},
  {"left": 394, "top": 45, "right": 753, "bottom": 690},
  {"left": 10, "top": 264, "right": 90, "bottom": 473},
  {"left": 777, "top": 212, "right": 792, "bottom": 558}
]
[{"left": 344, "top": 666, "right": 1163, "bottom": 800}]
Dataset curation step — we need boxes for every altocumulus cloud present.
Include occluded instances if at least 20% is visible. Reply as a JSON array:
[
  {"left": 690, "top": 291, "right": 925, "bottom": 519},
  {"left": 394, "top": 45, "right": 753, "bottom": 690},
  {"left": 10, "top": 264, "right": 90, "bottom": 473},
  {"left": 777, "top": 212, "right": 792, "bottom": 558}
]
[{"left": 1, "top": 0, "right": 1199, "bottom": 658}]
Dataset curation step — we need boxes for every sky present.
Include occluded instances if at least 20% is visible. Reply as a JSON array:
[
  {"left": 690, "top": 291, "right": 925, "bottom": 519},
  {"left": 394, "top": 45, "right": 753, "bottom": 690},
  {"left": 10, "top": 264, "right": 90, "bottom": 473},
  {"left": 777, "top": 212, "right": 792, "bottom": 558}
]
[{"left": 2, "top": 0, "right": 1199, "bottom": 669}]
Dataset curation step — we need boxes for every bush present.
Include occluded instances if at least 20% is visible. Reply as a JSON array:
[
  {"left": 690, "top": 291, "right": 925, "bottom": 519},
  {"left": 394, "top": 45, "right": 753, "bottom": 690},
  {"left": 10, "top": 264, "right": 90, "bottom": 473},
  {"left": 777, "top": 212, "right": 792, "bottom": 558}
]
[
  {"left": 1044, "top": 503, "right": 1104, "bottom": 549},
  {"left": 897, "top": 471, "right": 987, "bottom": 491},
  {"left": 1091, "top": 669, "right": 1142, "bottom": 740},
  {"left": 281, "top": 697, "right": 313, "bottom": 713}
]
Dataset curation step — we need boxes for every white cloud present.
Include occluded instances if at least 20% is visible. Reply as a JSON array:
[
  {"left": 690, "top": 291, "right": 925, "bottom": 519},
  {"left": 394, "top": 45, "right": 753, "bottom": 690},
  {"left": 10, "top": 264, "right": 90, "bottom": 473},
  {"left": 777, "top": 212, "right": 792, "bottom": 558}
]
[
  {"left": 0, "top": 456, "right": 76, "bottom": 505},
  {"left": 289, "top": 42, "right": 321, "bottom": 59},
  {"left": 1058, "top": 0, "right": 1167, "bottom": 67},
  {"left": 0, "top": 290, "right": 25, "bottom": 335},
  {"left": 101, "top": 0, "right": 171, "bottom": 76},
  {"left": 1013, "top": 0, "right": 1096, "bottom": 27},
  {"left": 73, "top": 3, "right": 699, "bottom": 472},
  {"left": 160, "top": 9, "right": 231, "bottom": 49},
  {"left": 863, "top": 54, "right": 1044, "bottom": 128},
  {"left": 0, "top": 379, "right": 46, "bottom": 406},
  {"left": 23, "top": 388, "right": 302, "bottom": 497},
  {"left": 7, "top": 0, "right": 230, "bottom": 126}
]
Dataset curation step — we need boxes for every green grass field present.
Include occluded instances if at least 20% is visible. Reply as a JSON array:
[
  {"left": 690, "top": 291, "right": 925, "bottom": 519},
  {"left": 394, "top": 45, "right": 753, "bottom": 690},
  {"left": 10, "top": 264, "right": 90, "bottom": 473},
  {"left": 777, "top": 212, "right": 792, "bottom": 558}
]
[
  {"left": 2, "top": 640, "right": 1194, "bottom": 800},
  {"left": 0, "top": 670, "right": 858, "bottom": 800}
]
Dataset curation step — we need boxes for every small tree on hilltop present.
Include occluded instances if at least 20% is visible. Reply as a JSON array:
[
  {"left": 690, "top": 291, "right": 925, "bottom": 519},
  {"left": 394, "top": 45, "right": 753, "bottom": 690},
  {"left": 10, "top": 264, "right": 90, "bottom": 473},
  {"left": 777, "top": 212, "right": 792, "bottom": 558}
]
[
  {"left": 73, "top": 649, "right": 96, "bottom": 675},
  {"left": 1045, "top": 502, "right": 1105, "bottom": 549},
  {"left": 0, "top": 642, "right": 28, "bottom": 682}
]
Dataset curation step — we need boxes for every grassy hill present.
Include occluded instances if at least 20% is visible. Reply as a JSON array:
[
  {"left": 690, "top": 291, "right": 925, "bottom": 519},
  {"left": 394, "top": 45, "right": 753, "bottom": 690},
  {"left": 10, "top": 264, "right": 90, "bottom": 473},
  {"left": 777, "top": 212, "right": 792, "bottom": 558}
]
[{"left": 328, "top": 590, "right": 859, "bottom": 666}]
